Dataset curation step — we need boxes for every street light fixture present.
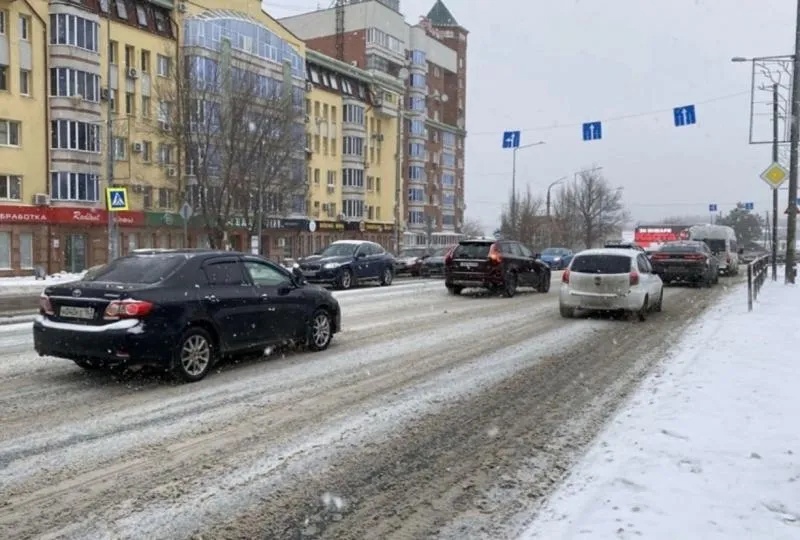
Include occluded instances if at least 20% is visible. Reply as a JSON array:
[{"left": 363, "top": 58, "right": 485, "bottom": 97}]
[{"left": 510, "top": 140, "right": 546, "bottom": 235}]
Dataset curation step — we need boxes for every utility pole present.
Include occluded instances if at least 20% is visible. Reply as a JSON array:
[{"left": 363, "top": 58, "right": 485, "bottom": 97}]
[
  {"left": 546, "top": 177, "right": 565, "bottom": 247},
  {"left": 786, "top": 0, "right": 800, "bottom": 283},
  {"left": 105, "top": 16, "right": 117, "bottom": 262},
  {"left": 509, "top": 141, "right": 546, "bottom": 239},
  {"left": 771, "top": 83, "right": 779, "bottom": 281},
  {"left": 394, "top": 104, "right": 404, "bottom": 254}
]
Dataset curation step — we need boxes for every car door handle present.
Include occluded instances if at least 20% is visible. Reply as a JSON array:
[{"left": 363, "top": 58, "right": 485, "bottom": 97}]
[
  {"left": 260, "top": 293, "right": 269, "bottom": 301},
  {"left": 204, "top": 294, "right": 219, "bottom": 303}
]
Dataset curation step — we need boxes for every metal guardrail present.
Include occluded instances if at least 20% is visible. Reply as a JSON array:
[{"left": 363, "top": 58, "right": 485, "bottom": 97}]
[{"left": 747, "top": 254, "right": 770, "bottom": 311}]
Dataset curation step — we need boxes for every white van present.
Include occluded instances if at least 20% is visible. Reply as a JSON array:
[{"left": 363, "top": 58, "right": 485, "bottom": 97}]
[{"left": 688, "top": 224, "right": 741, "bottom": 276}]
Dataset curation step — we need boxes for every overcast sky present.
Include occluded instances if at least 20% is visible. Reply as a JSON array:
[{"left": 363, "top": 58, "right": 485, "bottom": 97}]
[{"left": 264, "top": 0, "right": 797, "bottom": 232}]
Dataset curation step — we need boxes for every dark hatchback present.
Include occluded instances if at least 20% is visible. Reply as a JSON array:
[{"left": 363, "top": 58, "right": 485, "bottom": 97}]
[
  {"left": 33, "top": 250, "right": 341, "bottom": 382},
  {"left": 444, "top": 239, "right": 551, "bottom": 297},
  {"left": 650, "top": 241, "right": 720, "bottom": 287},
  {"left": 420, "top": 245, "right": 457, "bottom": 277},
  {"left": 297, "top": 240, "right": 395, "bottom": 290}
]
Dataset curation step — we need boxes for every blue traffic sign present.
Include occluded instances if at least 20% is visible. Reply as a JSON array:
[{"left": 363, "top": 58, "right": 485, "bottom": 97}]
[
  {"left": 744, "top": 202, "right": 754, "bottom": 210},
  {"left": 709, "top": 203, "right": 718, "bottom": 212},
  {"left": 673, "top": 104, "right": 697, "bottom": 127},
  {"left": 582, "top": 121, "right": 602, "bottom": 141},
  {"left": 106, "top": 187, "right": 129, "bottom": 211},
  {"left": 502, "top": 130, "right": 521, "bottom": 149}
]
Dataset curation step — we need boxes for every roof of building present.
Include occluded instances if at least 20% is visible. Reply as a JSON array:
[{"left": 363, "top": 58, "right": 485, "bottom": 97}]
[{"left": 426, "top": 0, "right": 459, "bottom": 27}]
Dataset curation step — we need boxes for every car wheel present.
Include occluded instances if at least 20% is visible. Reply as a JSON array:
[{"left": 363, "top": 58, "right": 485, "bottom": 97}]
[
  {"left": 446, "top": 285, "right": 463, "bottom": 295},
  {"left": 338, "top": 268, "right": 353, "bottom": 290},
  {"left": 74, "top": 359, "right": 103, "bottom": 371},
  {"left": 537, "top": 272, "right": 551, "bottom": 293},
  {"left": 380, "top": 266, "right": 393, "bottom": 286},
  {"left": 307, "top": 309, "right": 333, "bottom": 351},
  {"left": 636, "top": 296, "right": 649, "bottom": 321},
  {"left": 173, "top": 327, "right": 215, "bottom": 383},
  {"left": 503, "top": 272, "right": 518, "bottom": 298},
  {"left": 654, "top": 289, "right": 663, "bottom": 312},
  {"left": 559, "top": 304, "right": 575, "bottom": 318}
]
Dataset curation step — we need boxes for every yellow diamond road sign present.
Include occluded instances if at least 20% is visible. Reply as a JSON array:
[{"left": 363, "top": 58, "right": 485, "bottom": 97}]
[{"left": 760, "top": 162, "right": 789, "bottom": 189}]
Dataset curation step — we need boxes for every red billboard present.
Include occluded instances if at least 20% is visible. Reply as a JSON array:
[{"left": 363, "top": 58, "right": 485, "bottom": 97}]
[
  {"left": 0, "top": 204, "right": 144, "bottom": 227},
  {"left": 634, "top": 225, "right": 691, "bottom": 247}
]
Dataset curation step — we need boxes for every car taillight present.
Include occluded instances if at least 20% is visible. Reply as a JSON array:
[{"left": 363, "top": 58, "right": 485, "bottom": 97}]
[
  {"left": 686, "top": 253, "right": 705, "bottom": 260},
  {"left": 104, "top": 299, "right": 154, "bottom": 320},
  {"left": 562, "top": 268, "right": 570, "bottom": 284},
  {"left": 629, "top": 272, "right": 639, "bottom": 286},
  {"left": 488, "top": 243, "right": 502, "bottom": 264},
  {"left": 651, "top": 253, "right": 668, "bottom": 260},
  {"left": 39, "top": 294, "right": 54, "bottom": 315}
]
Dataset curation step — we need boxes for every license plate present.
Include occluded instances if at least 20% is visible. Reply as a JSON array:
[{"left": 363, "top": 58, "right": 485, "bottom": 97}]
[
  {"left": 60, "top": 306, "right": 95, "bottom": 319},
  {"left": 460, "top": 262, "right": 478, "bottom": 268},
  {"left": 303, "top": 271, "right": 318, "bottom": 277}
]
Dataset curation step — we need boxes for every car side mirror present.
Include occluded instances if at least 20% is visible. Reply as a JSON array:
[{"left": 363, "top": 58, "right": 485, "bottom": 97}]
[
  {"left": 278, "top": 282, "right": 293, "bottom": 295},
  {"left": 356, "top": 252, "right": 366, "bottom": 259},
  {"left": 291, "top": 266, "right": 306, "bottom": 285}
]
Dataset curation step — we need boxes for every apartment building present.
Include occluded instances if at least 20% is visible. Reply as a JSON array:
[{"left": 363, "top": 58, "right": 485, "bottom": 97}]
[
  {"left": 304, "top": 49, "right": 402, "bottom": 252},
  {"left": 0, "top": 0, "right": 307, "bottom": 275},
  {"left": 280, "top": 0, "right": 468, "bottom": 249}
]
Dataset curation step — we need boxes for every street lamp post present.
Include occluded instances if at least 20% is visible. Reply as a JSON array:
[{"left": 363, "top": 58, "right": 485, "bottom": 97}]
[
  {"left": 105, "top": 15, "right": 117, "bottom": 262},
  {"left": 510, "top": 140, "right": 545, "bottom": 236},
  {"left": 394, "top": 66, "right": 409, "bottom": 254},
  {"left": 545, "top": 176, "right": 565, "bottom": 247}
]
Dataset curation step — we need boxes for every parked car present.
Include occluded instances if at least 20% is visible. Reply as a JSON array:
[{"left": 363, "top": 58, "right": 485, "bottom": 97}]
[
  {"left": 394, "top": 247, "right": 431, "bottom": 276},
  {"left": 559, "top": 248, "right": 664, "bottom": 321},
  {"left": 740, "top": 243, "right": 768, "bottom": 264},
  {"left": 604, "top": 241, "right": 647, "bottom": 253},
  {"left": 444, "top": 238, "right": 551, "bottom": 297},
  {"left": 419, "top": 245, "right": 457, "bottom": 277},
  {"left": 650, "top": 241, "right": 720, "bottom": 287},
  {"left": 539, "top": 247, "right": 574, "bottom": 270},
  {"left": 296, "top": 240, "right": 395, "bottom": 290},
  {"left": 33, "top": 249, "right": 341, "bottom": 382}
]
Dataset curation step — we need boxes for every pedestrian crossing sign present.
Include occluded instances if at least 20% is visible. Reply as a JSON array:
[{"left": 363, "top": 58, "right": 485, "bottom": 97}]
[{"left": 106, "top": 187, "right": 129, "bottom": 211}]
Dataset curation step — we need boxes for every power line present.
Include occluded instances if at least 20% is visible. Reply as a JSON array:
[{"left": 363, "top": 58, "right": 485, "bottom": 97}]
[
  {"left": 467, "top": 198, "right": 778, "bottom": 209},
  {"left": 468, "top": 90, "right": 750, "bottom": 137}
]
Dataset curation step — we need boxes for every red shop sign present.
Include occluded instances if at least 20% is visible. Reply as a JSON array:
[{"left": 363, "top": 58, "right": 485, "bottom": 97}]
[
  {"left": 47, "top": 207, "right": 145, "bottom": 227},
  {"left": 0, "top": 205, "right": 50, "bottom": 224}
]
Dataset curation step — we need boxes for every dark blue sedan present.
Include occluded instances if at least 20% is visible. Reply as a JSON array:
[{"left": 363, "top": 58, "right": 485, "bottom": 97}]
[
  {"left": 540, "top": 247, "right": 574, "bottom": 270},
  {"left": 297, "top": 240, "right": 395, "bottom": 290}
]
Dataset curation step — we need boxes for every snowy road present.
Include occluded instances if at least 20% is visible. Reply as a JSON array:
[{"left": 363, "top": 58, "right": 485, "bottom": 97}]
[{"left": 0, "top": 276, "right": 741, "bottom": 539}]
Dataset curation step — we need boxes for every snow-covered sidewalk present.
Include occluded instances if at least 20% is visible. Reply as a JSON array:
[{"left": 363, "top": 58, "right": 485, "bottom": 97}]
[
  {"left": 519, "top": 278, "right": 800, "bottom": 540},
  {"left": 0, "top": 272, "right": 84, "bottom": 297}
]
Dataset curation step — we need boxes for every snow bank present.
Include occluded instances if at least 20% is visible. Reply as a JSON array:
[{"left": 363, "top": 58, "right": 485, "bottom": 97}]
[
  {"left": 519, "top": 278, "right": 800, "bottom": 540},
  {"left": 0, "top": 272, "right": 85, "bottom": 297}
]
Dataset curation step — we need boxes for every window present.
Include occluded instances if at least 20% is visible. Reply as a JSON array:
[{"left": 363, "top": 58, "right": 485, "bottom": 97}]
[
  {"left": 342, "top": 168, "right": 364, "bottom": 188},
  {"left": 18, "top": 15, "right": 29, "bottom": 41},
  {"left": 343, "top": 104, "right": 364, "bottom": 125},
  {"left": 19, "top": 233, "right": 33, "bottom": 269},
  {"left": 442, "top": 173, "right": 455, "bottom": 187},
  {"left": 125, "top": 45, "right": 135, "bottom": 68},
  {"left": 0, "top": 119, "right": 21, "bottom": 146},
  {"left": 408, "top": 119, "right": 425, "bottom": 135},
  {"left": 407, "top": 210, "right": 425, "bottom": 225},
  {"left": 125, "top": 92, "right": 134, "bottom": 115},
  {"left": 141, "top": 95, "right": 151, "bottom": 117},
  {"left": 0, "top": 11, "right": 5, "bottom": 35},
  {"left": 408, "top": 142, "right": 425, "bottom": 158},
  {"left": 408, "top": 187, "right": 424, "bottom": 203},
  {"left": 141, "top": 140, "right": 152, "bottom": 161},
  {"left": 410, "top": 49, "right": 426, "bottom": 65},
  {"left": 140, "top": 50, "right": 150, "bottom": 72},
  {"left": 158, "top": 143, "right": 173, "bottom": 164},
  {"left": 342, "top": 136, "right": 364, "bottom": 156},
  {"left": 442, "top": 214, "right": 455, "bottom": 226},
  {"left": 343, "top": 199, "right": 364, "bottom": 219},
  {"left": 19, "top": 69, "right": 30, "bottom": 95},
  {"left": 0, "top": 175, "right": 21, "bottom": 199},
  {"left": 243, "top": 261, "right": 289, "bottom": 286},
  {"left": 410, "top": 73, "right": 426, "bottom": 88},
  {"left": 408, "top": 166, "right": 425, "bottom": 182},
  {"left": 442, "top": 132, "right": 456, "bottom": 148},
  {"left": 442, "top": 192, "right": 455, "bottom": 207},
  {"left": 108, "top": 40, "right": 118, "bottom": 64},
  {"left": 49, "top": 13, "right": 99, "bottom": 52},
  {"left": 50, "top": 120, "right": 100, "bottom": 152},
  {"left": 157, "top": 188, "right": 173, "bottom": 208},
  {"left": 441, "top": 152, "right": 456, "bottom": 168},
  {"left": 89, "top": 256, "right": 185, "bottom": 284},
  {"left": 0, "top": 232, "right": 9, "bottom": 269},
  {"left": 157, "top": 55, "right": 171, "bottom": 77},
  {"left": 49, "top": 68, "right": 101, "bottom": 101},
  {"left": 113, "top": 137, "right": 127, "bottom": 160},
  {"left": 204, "top": 260, "right": 248, "bottom": 286},
  {"left": 327, "top": 170, "right": 336, "bottom": 187},
  {"left": 571, "top": 255, "right": 632, "bottom": 274},
  {"left": 50, "top": 172, "right": 100, "bottom": 202},
  {"left": 115, "top": 0, "right": 128, "bottom": 19},
  {"left": 135, "top": 6, "right": 147, "bottom": 26},
  {"left": 0, "top": 65, "right": 7, "bottom": 91},
  {"left": 408, "top": 97, "right": 425, "bottom": 111},
  {"left": 110, "top": 89, "right": 118, "bottom": 112}
]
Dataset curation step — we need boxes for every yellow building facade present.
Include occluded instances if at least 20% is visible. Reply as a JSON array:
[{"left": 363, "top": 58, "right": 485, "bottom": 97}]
[
  {"left": 0, "top": 0, "right": 310, "bottom": 274},
  {"left": 304, "top": 49, "right": 403, "bottom": 252}
]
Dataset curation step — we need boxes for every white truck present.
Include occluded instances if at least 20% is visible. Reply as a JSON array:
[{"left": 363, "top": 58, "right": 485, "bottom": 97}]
[{"left": 688, "top": 224, "right": 741, "bottom": 276}]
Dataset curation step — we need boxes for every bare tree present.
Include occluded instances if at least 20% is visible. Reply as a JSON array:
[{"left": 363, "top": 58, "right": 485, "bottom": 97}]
[
  {"left": 655, "top": 215, "right": 710, "bottom": 226},
  {"left": 460, "top": 217, "right": 485, "bottom": 238},
  {"left": 551, "top": 169, "right": 628, "bottom": 248},
  {"left": 499, "top": 186, "right": 545, "bottom": 247},
  {"left": 153, "top": 41, "right": 306, "bottom": 248}
]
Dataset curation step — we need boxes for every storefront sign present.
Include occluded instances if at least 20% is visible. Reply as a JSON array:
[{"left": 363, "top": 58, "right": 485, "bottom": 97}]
[
  {"left": 0, "top": 205, "right": 49, "bottom": 223},
  {"left": 145, "top": 211, "right": 185, "bottom": 228},
  {"left": 316, "top": 220, "right": 345, "bottom": 232},
  {"left": 282, "top": 218, "right": 310, "bottom": 230},
  {"left": 48, "top": 206, "right": 145, "bottom": 227}
]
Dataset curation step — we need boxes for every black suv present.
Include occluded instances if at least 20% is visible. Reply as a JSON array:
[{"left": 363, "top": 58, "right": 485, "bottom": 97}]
[
  {"left": 444, "top": 239, "right": 552, "bottom": 297},
  {"left": 34, "top": 250, "right": 341, "bottom": 382}
]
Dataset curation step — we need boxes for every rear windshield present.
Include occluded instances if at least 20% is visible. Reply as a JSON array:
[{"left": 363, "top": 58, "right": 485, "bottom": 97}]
[
  {"left": 400, "top": 248, "right": 426, "bottom": 257},
  {"left": 661, "top": 243, "right": 702, "bottom": 252},
  {"left": 453, "top": 242, "right": 492, "bottom": 258},
  {"left": 696, "top": 239, "right": 726, "bottom": 252},
  {"left": 85, "top": 255, "right": 185, "bottom": 284},
  {"left": 571, "top": 254, "right": 631, "bottom": 274}
]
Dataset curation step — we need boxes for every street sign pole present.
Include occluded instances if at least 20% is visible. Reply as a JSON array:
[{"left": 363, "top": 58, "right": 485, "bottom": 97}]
[
  {"left": 772, "top": 83, "right": 780, "bottom": 281},
  {"left": 786, "top": 0, "right": 800, "bottom": 283},
  {"left": 709, "top": 203, "right": 717, "bottom": 224},
  {"left": 179, "top": 202, "right": 193, "bottom": 249},
  {"left": 511, "top": 146, "right": 517, "bottom": 235}
]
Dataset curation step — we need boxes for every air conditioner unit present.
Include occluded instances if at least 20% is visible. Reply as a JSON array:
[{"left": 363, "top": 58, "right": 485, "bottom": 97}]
[
  {"left": 100, "top": 88, "right": 110, "bottom": 101},
  {"left": 372, "top": 133, "right": 384, "bottom": 142},
  {"left": 337, "top": 213, "right": 346, "bottom": 221},
  {"left": 132, "top": 142, "right": 143, "bottom": 153},
  {"left": 277, "top": 238, "right": 286, "bottom": 247},
  {"left": 159, "top": 121, "right": 171, "bottom": 131},
  {"left": 133, "top": 184, "right": 144, "bottom": 193},
  {"left": 33, "top": 193, "right": 49, "bottom": 206},
  {"left": 305, "top": 81, "right": 313, "bottom": 92},
  {"left": 315, "top": 116, "right": 324, "bottom": 124},
  {"left": 177, "top": 2, "right": 187, "bottom": 12},
  {"left": 327, "top": 185, "right": 335, "bottom": 193},
  {"left": 126, "top": 68, "right": 138, "bottom": 79},
  {"left": 166, "top": 167, "right": 177, "bottom": 177},
  {"left": 350, "top": 60, "right": 358, "bottom": 67}
]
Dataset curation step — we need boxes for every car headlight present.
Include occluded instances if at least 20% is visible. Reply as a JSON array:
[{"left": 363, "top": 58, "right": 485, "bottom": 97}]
[
  {"left": 293, "top": 262, "right": 300, "bottom": 269},
  {"left": 553, "top": 257, "right": 561, "bottom": 262},
  {"left": 323, "top": 262, "right": 341, "bottom": 270}
]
